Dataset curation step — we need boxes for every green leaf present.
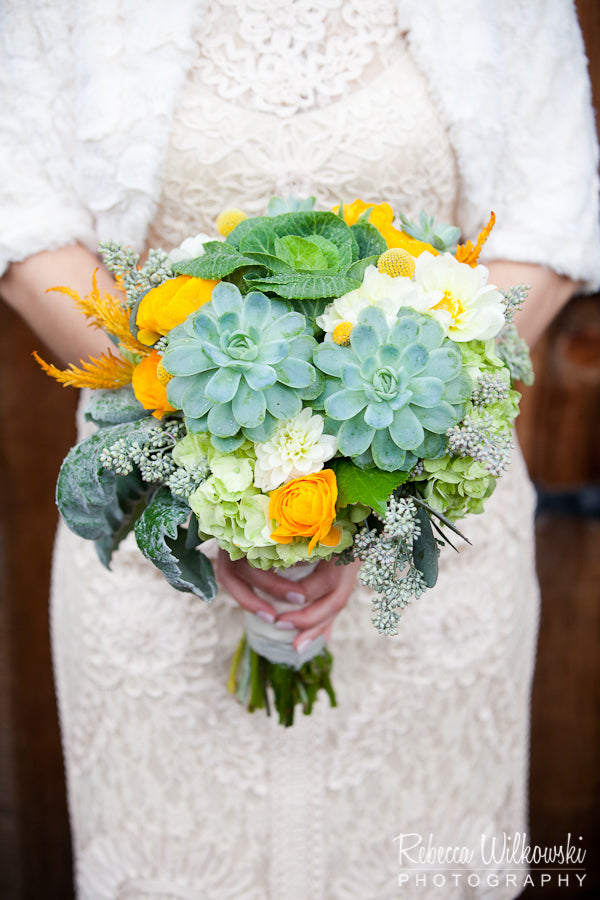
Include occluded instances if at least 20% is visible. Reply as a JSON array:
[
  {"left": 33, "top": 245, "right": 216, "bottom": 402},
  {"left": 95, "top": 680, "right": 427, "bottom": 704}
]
[
  {"left": 56, "top": 420, "right": 158, "bottom": 566},
  {"left": 240, "top": 211, "right": 355, "bottom": 269},
  {"left": 173, "top": 242, "right": 256, "bottom": 278},
  {"left": 84, "top": 385, "right": 149, "bottom": 427},
  {"left": 274, "top": 234, "right": 339, "bottom": 272},
  {"left": 350, "top": 222, "right": 387, "bottom": 259},
  {"left": 246, "top": 271, "right": 361, "bottom": 300},
  {"left": 329, "top": 459, "right": 409, "bottom": 517},
  {"left": 134, "top": 487, "right": 217, "bottom": 601},
  {"left": 412, "top": 506, "right": 439, "bottom": 587}
]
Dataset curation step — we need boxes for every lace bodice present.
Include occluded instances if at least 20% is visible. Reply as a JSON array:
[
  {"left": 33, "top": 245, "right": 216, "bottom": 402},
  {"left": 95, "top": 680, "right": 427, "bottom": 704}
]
[
  {"left": 51, "top": 5, "right": 538, "bottom": 898},
  {"left": 146, "top": 0, "right": 457, "bottom": 250}
]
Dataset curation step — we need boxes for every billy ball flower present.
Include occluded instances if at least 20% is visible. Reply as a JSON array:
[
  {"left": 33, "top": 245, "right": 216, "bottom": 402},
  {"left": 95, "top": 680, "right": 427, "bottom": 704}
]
[
  {"left": 254, "top": 408, "right": 337, "bottom": 491},
  {"left": 161, "top": 282, "right": 321, "bottom": 451},
  {"left": 269, "top": 470, "right": 341, "bottom": 554}
]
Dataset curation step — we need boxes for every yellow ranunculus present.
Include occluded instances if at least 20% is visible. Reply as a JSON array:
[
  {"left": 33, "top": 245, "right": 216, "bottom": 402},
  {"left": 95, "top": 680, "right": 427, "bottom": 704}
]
[
  {"left": 135, "top": 275, "right": 218, "bottom": 346},
  {"left": 334, "top": 198, "right": 439, "bottom": 257},
  {"left": 269, "top": 470, "right": 341, "bottom": 554},
  {"left": 131, "top": 349, "right": 175, "bottom": 419}
]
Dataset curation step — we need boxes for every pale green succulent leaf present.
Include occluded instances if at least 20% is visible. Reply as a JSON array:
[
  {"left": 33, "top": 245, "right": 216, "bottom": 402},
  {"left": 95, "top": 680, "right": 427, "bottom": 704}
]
[
  {"left": 389, "top": 406, "right": 425, "bottom": 451},
  {"left": 337, "top": 413, "right": 376, "bottom": 457},
  {"left": 415, "top": 401, "right": 458, "bottom": 433},
  {"left": 371, "top": 429, "right": 410, "bottom": 471},
  {"left": 408, "top": 376, "right": 444, "bottom": 408},
  {"left": 364, "top": 401, "right": 394, "bottom": 430},
  {"left": 325, "top": 388, "right": 368, "bottom": 420},
  {"left": 204, "top": 367, "right": 241, "bottom": 404},
  {"left": 349, "top": 222, "right": 387, "bottom": 259}
]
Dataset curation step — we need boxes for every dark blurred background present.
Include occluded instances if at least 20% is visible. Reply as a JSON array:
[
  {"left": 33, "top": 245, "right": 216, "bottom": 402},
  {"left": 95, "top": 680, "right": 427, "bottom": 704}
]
[{"left": 1, "top": 3, "right": 599, "bottom": 897}]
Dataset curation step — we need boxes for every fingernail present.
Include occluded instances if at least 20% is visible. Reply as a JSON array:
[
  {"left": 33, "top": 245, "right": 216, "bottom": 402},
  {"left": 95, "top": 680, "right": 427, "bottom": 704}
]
[
  {"left": 285, "top": 591, "right": 306, "bottom": 605},
  {"left": 256, "top": 610, "right": 275, "bottom": 624},
  {"left": 296, "top": 638, "right": 312, "bottom": 653},
  {"left": 275, "top": 620, "right": 296, "bottom": 630}
]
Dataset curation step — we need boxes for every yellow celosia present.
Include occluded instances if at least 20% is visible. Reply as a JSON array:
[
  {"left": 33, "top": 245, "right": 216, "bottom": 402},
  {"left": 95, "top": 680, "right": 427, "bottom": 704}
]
[
  {"left": 33, "top": 349, "right": 134, "bottom": 390},
  {"left": 269, "top": 470, "right": 341, "bottom": 554},
  {"left": 49, "top": 272, "right": 149, "bottom": 356},
  {"left": 136, "top": 275, "right": 218, "bottom": 346},
  {"left": 334, "top": 199, "right": 439, "bottom": 257},
  {"left": 131, "top": 350, "right": 176, "bottom": 419}
]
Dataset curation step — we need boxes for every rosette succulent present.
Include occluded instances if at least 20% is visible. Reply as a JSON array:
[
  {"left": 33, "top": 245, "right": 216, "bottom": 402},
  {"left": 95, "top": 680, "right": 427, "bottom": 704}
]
[
  {"left": 313, "top": 307, "right": 472, "bottom": 471},
  {"left": 162, "top": 282, "right": 321, "bottom": 450}
]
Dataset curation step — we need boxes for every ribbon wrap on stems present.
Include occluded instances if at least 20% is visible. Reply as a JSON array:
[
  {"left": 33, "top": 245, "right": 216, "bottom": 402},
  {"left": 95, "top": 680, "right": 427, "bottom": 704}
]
[{"left": 229, "top": 561, "right": 337, "bottom": 726}]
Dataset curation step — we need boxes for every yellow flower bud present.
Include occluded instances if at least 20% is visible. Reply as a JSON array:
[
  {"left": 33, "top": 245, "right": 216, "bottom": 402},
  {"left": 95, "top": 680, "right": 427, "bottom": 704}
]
[
  {"left": 155, "top": 357, "right": 173, "bottom": 386},
  {"left": 216, "top": 208, "right": 248, "bottom": 237},
  {"left": 377, "top": 247, "right": 416, "bottom": 279},
  {"left": 332, "top": 322, "right": 353, "bottom": 346}
]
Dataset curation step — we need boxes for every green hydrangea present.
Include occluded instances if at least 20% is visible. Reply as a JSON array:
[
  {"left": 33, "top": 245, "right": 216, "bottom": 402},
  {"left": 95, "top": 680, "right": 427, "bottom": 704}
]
[
  {"left": 413, "top": 456, "right": 497, "bottom": 521},
  {"left": 179, "top": 432, "right": 359, "bottom": 567}
]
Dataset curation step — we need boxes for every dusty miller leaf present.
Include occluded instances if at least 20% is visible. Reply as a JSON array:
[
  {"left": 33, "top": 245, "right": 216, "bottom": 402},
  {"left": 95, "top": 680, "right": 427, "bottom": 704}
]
[{"left": 134, "top": 488, "right": 217, "bottom": 602}]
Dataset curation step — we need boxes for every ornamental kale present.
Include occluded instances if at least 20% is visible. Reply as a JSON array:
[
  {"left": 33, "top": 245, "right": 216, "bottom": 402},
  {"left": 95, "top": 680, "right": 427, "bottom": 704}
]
[{"left": 171, "top": 210, "right": 387, "bottom": 301}]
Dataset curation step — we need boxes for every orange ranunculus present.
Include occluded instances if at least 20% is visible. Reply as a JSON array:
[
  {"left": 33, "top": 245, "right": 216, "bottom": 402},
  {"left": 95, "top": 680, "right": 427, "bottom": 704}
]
[
  {"left": 136, "top": 275, "right": 219, "bottom": 345},
  {"left": 131, "top": 349, "right": 175, "bottom": 419},
  {"left": 269, "top": 470, "right": 341, "bottom": 554},
  {"left": 334, "top": 198, "right": 439, "bottom": 257}
]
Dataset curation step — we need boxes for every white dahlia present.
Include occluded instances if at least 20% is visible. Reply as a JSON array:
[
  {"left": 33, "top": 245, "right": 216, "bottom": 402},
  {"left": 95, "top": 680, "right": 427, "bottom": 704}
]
[
  {"left": 413, "top": 252, "right": 505, "bottom": 342},
  {"left": 253, "top": 409, "right": 337, "bottom": 492},
  {"left": 316, "top": 265, "right": 425, "bottom": 338}
]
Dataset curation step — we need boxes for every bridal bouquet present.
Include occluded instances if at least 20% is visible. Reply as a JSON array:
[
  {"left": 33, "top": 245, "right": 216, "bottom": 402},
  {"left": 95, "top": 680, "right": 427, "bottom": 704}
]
[{"left": 37, "top": 197, "right": 532, "bottom": 725}]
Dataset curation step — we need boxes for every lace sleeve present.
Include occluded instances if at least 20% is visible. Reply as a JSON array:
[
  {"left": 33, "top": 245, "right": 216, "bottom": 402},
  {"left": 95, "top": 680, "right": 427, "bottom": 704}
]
[{"left": 0, "top": 1, "right": 97, "bottom": 276}]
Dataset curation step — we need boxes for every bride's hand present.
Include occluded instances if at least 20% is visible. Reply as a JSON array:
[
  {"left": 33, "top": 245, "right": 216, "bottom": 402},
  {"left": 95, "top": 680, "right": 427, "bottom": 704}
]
[{"left": 216, "top": 551, "right": 361, "bottom": 651}]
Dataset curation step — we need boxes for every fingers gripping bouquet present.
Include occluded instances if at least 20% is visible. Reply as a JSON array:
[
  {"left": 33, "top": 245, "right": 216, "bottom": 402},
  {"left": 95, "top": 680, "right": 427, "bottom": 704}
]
[{"left": 38, "top": 198, "right": 533, "bottom": 726}]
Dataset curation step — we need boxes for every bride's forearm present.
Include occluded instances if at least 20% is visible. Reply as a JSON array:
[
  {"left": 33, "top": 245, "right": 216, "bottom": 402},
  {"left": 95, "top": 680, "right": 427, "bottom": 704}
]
[
  {"left": 0, "top": 244, "right": 118, "bottom": 365},
  {"left": 485, "top": 260, "right": 579, "bottom": 348}
]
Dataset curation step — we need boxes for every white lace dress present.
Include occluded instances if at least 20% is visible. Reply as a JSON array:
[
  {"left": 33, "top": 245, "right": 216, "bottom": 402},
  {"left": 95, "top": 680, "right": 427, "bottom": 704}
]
[{"left": 51, "top": 3, "right": 540, "bottom": 897}]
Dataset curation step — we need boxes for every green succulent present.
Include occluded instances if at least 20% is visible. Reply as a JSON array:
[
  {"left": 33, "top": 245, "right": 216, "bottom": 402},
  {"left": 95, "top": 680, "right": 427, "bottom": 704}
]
[
  {"left": 397, "top": 210, "right": 461, "bottom": 253},
  {"left": 313, "top": 307, "right": 472, "bottom": 471},
  {"left": 171, "top": 210, "right": 387, "bottom": 302},
  {"left": 162, "top": 282, "right": 321, "bottom": 451},
  {"left": 266, "top": 195, "right": 316, "bottom": 216}
]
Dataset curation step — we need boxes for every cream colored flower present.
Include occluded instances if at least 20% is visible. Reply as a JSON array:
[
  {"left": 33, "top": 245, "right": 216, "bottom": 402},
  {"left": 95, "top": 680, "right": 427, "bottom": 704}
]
[
  {"left": 167, "top": 232, "right": 216, "bottom": 266},
  {"left": 413, "top": 252, "right": 505, "bottom": 341},
  {"left": 253, "top": 409, "right": 337, "bottom": 492},
  {"left": 316, "top": 265, "right": 424, "bottom": 337}
]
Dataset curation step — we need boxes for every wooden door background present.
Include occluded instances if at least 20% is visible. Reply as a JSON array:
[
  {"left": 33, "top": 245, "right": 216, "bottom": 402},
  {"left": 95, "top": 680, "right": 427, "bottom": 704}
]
[{"left": 1, "top": 4, "right": 599, "bottom": 897}]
